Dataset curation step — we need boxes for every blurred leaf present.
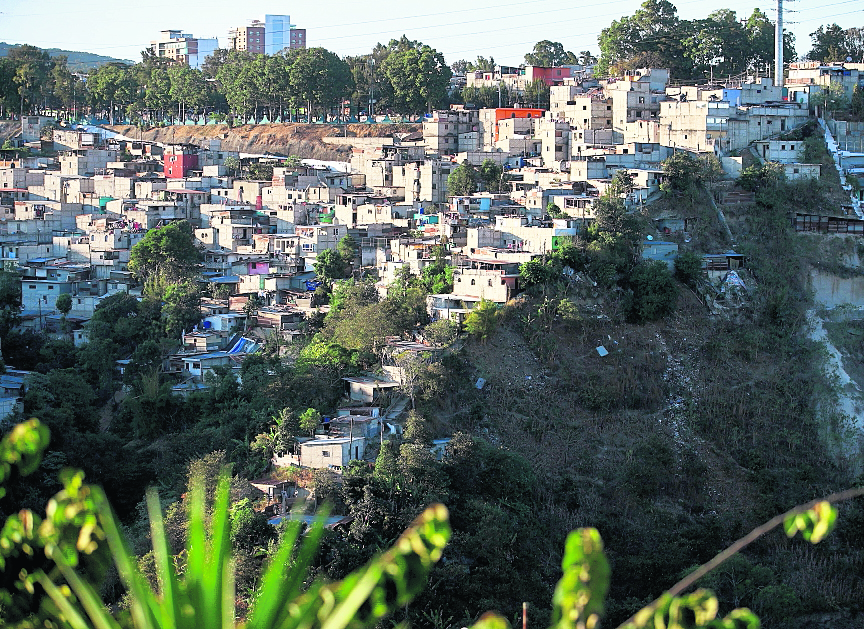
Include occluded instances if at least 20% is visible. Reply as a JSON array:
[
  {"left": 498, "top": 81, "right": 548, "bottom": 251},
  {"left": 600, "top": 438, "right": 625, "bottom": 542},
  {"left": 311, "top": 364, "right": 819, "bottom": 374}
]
[
  {"left": 551, "top": 527, "right": 610, "bottom": 629},
  {"left": 783, "top": 501, "right": 837, "bottom": 544},
  {"left": 0, "top": 419, "right": 50, "bottom": 496},
  {"left": 468, "top": 612, "right": 510, "bottom": 629}
]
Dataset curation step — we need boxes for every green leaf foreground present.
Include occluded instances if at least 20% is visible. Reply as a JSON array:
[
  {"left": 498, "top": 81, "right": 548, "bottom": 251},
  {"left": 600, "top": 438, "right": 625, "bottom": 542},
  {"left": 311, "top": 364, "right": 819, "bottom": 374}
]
[{"left": 1, "top": 419, "right": 863, "bottom": 629}]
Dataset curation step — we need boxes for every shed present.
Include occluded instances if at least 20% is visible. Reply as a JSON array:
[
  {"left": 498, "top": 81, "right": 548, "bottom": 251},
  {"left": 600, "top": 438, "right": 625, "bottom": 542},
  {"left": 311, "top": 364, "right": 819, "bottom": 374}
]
[{"left": 342, "top": 375, "right": 399, "bottom": 403}]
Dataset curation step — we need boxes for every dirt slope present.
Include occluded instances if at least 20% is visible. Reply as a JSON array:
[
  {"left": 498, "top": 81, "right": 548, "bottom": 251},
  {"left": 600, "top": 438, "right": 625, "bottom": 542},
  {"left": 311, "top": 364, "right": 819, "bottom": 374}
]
[
  {"left": 0, "top": 121, "right": 20, "bottom": 142},
  {"left": 105, "top": 123, "right": 421, "bottom": 160}
]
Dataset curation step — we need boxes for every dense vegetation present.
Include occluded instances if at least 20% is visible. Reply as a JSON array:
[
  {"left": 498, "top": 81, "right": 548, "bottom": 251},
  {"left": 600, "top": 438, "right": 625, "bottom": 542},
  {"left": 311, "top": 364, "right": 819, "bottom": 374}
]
[
  {"left": 596, "top": 0, "right": 795, "bottom": 80},
  {"left": 0, "top": 36, "right": 453, "bottom": 124}
]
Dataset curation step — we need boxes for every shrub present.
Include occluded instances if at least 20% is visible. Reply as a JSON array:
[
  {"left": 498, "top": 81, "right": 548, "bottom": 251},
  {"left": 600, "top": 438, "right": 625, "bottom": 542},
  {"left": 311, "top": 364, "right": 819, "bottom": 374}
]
[
  {"left": 674, "top": 250, "right": 703, "bottom": 287},
  {"left": 626, "top": 261, "right": 679, "bottom": 323},
  {"left": 464, "top": 298, "right": 499, "bottom": 341}
]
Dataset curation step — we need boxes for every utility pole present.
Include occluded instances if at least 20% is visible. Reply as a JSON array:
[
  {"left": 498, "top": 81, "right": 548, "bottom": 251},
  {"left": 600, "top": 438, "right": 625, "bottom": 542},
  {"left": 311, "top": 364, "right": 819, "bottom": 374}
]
[
  {"left": 368, "top": 58, "right": 375, "bottom": 119},
  {"left": 774, "top": 0, "right": 784, "bottom": 88}
]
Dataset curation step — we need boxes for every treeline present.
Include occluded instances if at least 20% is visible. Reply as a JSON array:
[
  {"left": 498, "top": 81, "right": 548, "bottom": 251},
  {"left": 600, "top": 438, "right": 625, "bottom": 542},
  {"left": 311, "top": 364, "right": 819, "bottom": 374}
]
[
  {"left": 597, "top": 0, "right": 792, "bottom": 80},
  {"left": 0, "top": 36, "right": 453, "bottom": 125}
]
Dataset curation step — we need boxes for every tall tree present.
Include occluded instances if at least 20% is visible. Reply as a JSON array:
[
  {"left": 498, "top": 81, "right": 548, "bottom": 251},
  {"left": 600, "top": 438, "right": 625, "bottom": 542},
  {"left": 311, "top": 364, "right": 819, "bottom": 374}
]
[
  {"left": 446, "top": 161, "right": 478, "bottom": 196},
  {"left": 524, "top": 41, "right": 579, "bottom": 66},
  {"left": 87, "top": 62, "right": 135, "bottom": 124},
  {"left": 596, "top": 0, "right": 689, "bottom": 78},
  {"left": 478, "top": 159, "right": 504, "bottom": 193},
  {"left": 128, "top": 220, "right": 202, "bottom": 298},
  {"left": 380, "top": 39, "right": 451, "bottom": 114},
  {"left": 808, "top": 24, "right": 864, "bottom": 62},
  {"left": 162, "top": 281, "right": 201, "bottom": 339},
  {"left": 289, "top": 47, "right": 353, "bottom": 121},
  {"left": 523, "top": 79, "right": 550, "bottom": 109},
  {"left": 468, "top": 56, "right": 496, "bottom": 72},
  {"left": 8, "top": 45, "right": 52, "bottom": 114}
]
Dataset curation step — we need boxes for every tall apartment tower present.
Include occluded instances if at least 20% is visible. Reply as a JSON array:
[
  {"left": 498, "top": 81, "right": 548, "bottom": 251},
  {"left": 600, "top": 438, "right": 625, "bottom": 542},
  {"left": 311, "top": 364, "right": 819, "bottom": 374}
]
[
  {"left": 148, "top": 30, "right": 218, "bottom": 69},
  {"left": 228, "top": 20, "right": 266, "bottom": 54}
]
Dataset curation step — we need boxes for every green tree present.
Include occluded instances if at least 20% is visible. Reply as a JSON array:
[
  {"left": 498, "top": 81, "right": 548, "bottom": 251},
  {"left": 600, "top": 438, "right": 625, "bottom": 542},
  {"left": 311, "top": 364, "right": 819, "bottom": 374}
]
[
  {"left": 0, "top": 268, "right": 22, "bottom": 339},
  {"left": 314, "top": 248, "right": 348, "bottom": 282},
  {"left": 446, "top": 160, "right": 478, "bottom": 196},
  {"left": 852, "top": 85, "right": 864, "bottom": 117},
  {"left": 468, "top": 56, "right": 496, "bottom": 72},
  {"left": 423, "top": 319, "right": 460, "bottom": 347},
  {"left": 478, "top": 159, "right": 503, "bottom": 193},
  {"left": 626, "top": 260, "right": 679, "bottom": 322},
  {"left": 524, "top": 41, "right": 579, "bottom": 66},
  {"left": 167, "top": 65, "right": 208, "bottom": 122},
  {"left": 464, "top": 298, "right": 499, "bottom": 342},
  {"left": 129, "top": 220, "right": 202, "bottom": 298},
  {"left": 54, "top": 293, "right": 72, "bottom": 317},
  {"left": 8, "top": 45, "right": 51, "bottom": 115},
  {"left": 808, "top": 24, "right": 863, "bottom": 62},
  {"left": 674, "top": 250, "right": 703, "bottom": 286},
  {"left": 607, "top": 169, "right": 635, "bottom": 198},
  {"left": 596, "top": 0, "right": 687, "bottom": 77},
  {"left": 547, "top": 201, "right": 566, "bottom": 219},
  {"left": 520, "top": 259, "right": 559, "bottom": 290},
  {"left": 337, "top": 234, "right": 359, "bottom": 265},
  {"left": 380, "top": 40, "right": 452, "bottom": 114},
  {"left": 162, "top": 281, "right": 201, "bottom": 339},
  {"left": 661, "top": 152, "right": 704, "bottom": 195},
  {"left": 229, "top": 498, "right": 276, "bottom": 553},
  {"left": 289, "top": 47, "right": 354, "bottom": 121},
  {"left": 523, "top": 78, "right": 551, "bottom": 109},
  {"left": 87, "top": 62, "right": 136, "bottom": 124},
  {"left": 299, "top": 407, "right": 322, "bottom": 436}
]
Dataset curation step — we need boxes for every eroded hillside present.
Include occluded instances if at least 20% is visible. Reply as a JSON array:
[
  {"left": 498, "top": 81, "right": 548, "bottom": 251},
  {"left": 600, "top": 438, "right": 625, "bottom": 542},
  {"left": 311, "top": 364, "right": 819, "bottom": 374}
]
[{"left": 105, "top": 123, "right": 421, "bottom": 160}]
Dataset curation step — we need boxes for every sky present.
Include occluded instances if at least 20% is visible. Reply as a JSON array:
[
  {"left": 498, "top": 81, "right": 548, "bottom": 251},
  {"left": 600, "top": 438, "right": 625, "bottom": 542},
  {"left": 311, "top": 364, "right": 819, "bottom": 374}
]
[{"left": 0, "top": 0, "right": 861, "bottom": 66}]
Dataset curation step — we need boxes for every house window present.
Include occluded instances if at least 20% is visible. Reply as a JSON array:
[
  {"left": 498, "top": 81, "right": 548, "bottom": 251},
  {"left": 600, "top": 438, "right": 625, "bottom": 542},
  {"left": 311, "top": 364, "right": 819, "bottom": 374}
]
[
  {"left": 193, "top": 362, "right": 200, "bottom": 369},
  {"left": 794, "top": 168, "right": 800, "bottom": 174},
  {"left": 471, "top": 279, "right": 476, "bottom": 285},
  {"left": 583, "top": 105, "right": 587, "bottom": 110},
  {"left": 791, "top": 144, "right": 795, "bottom": 150},
  {"left": 781, "top": 145, "right": 786, "bottom": 150},
  {"left": 322, "top": 451, "right": 330, "bottom": 457},
  {"left": 28, "top": 285, "right": 36, "bottom": 289},
  {"left": 77, "top": 299, "right": 82, "bottom": 304},
  {"left": 48, "top": 285, "right": 54, "bottom": 290}
]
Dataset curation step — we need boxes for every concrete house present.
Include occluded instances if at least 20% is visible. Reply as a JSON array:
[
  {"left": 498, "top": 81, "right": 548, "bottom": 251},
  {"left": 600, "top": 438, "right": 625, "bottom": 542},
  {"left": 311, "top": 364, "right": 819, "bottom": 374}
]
[{"left": 298, "top": 436, "right": 366, "bottom": 470}]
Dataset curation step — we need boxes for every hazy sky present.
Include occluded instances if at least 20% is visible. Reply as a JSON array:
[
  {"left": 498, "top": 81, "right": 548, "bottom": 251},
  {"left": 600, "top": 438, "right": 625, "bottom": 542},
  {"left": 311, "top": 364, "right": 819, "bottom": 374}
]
[{"left": 0, "top": 0, "right": 861, "bottom": 66}]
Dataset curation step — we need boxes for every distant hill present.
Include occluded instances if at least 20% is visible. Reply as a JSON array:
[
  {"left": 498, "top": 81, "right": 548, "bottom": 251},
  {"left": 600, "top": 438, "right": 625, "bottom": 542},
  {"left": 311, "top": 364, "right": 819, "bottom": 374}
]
[{"left": 0, "top": 42, "right": 135, "bottom": 71}]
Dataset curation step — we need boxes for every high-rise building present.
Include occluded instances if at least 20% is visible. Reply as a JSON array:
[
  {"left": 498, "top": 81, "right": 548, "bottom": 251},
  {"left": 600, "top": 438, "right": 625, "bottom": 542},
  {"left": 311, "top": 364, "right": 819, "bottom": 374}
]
[
  {"left": 289, "top": 28, "right": 306, "bottom": 50},
  {"left": 148, "top": 30, "right": 218, "bottom": 69},
  {"left": 228, "top": 20, "right": 266, "bottom": 54},
  {"left": 264, "top": 14, "right": 305, "bottom": 54}
]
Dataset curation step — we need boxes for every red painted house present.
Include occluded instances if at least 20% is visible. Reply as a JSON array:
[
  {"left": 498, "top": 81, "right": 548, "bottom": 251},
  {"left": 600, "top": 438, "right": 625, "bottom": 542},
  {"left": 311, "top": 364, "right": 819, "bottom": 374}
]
[
  {"left": 164, "top": 145, "right": 199, "bottom": 178},
  {"left": 522, "top": 66, "right": 576, "bottom": 86}
]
